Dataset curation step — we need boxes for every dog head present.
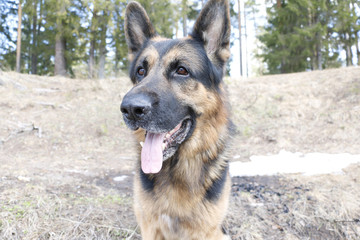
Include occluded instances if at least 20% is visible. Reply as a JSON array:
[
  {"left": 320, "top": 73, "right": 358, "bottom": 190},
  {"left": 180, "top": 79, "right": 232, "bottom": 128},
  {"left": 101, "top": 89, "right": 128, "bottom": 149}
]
[{"left": 121, "top": 0, "right": 230, "bottom": 174}]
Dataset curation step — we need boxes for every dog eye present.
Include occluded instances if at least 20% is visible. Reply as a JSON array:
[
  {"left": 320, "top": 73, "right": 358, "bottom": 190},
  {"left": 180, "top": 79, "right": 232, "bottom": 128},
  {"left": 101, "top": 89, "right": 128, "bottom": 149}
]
[
  {"left": 137, "top": 67, "right": 146, "bottom": 76},
  {"left": 176, "top": 67, "right": 189, "bottom": 76}
]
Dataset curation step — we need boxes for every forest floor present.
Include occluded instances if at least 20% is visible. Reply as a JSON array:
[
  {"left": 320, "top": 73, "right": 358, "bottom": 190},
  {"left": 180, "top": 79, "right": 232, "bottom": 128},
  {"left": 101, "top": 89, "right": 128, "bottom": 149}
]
[{"left": 0, "top": 67, "right": 360, "bottom": 239}]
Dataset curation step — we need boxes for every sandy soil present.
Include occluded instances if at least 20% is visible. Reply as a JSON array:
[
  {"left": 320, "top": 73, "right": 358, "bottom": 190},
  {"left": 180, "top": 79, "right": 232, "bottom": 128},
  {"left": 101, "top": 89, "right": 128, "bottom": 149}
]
[{"left": 0, "top": 67, "right": 359, "bottom": 239}]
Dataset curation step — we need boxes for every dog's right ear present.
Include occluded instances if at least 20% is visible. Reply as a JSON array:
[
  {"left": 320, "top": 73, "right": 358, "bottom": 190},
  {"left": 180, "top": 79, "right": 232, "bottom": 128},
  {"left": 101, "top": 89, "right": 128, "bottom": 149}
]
[{"left": 125, "top": 1, "right": 156, "bottom": 59}]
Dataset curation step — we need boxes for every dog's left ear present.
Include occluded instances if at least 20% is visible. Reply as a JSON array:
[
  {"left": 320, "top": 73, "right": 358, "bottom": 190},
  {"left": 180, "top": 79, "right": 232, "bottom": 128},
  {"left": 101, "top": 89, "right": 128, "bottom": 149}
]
[
  {"left": 191, "top": 0, "right": 230, "bottom": 69},
  {"left": 125, "top": 1, "right": 156, "bottom": 59}
]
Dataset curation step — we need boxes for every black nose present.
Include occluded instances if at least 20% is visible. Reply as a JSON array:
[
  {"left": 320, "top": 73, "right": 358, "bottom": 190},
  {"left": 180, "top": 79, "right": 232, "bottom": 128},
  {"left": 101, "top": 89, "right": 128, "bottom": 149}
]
[{"left": 120, "top": 94, "right": 152, "bottom": 121}]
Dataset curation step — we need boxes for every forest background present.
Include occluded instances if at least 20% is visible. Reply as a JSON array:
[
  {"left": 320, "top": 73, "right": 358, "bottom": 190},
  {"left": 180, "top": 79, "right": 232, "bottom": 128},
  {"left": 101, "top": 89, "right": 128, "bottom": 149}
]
[{"left": 0, "top": 0, "right": 359, "bottom": 78}]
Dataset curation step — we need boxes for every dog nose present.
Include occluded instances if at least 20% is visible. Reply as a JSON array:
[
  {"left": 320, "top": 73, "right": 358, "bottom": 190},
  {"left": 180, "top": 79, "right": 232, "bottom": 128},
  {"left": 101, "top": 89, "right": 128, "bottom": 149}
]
[{"left": 121, "top": 94, "right": 152, "bottom": 121}]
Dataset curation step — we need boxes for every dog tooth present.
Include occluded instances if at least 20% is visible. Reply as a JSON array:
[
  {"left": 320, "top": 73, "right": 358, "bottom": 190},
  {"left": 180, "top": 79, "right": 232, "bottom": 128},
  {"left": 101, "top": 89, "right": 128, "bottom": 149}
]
[{"left": 140, "top": 141, "right": 144, "bottom": 147}]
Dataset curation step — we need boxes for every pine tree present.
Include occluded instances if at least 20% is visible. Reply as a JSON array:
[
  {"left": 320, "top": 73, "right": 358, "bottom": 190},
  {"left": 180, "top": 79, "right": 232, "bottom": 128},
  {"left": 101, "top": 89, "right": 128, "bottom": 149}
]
[
  {"left": 334, "top": 0, "right": 358, "bottom": 66},
  {"left": 98, "top": 5, "right": 111, "bottom": 79},
  {"left": 16, "top": 0, "right": 22, "bottom": 73},
  {"left": 258, "top": 0, "right": 360, "bottom": 74},
  {"left": 111, "top": 0, "right": 128, "bottom": 75},
  {"left": 45, "top": 0, "right": 84, "bottom": 76},
  {"left": 0, "top": 0, "right": 18, "bottom": 70},
  {"left": 0, "top": 0, "right": 241, "bottom": 76},
  {"left": 237, "top": 0, "right": 243, "bottom": 76},
  {"left": 259, "top": 0, "right": 337, "bottom": 74},
  {"left": 136, "top": 0, "right": 176, "bottom": 38},
  {"left": 351, "top": 0, "right": 360, "bottom": 65}
]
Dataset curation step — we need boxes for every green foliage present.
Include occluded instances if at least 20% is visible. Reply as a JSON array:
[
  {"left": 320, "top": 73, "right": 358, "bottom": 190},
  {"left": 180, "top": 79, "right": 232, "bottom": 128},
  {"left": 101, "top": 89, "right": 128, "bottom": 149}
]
[
  {"left": 1, "top": 0, "right": 191, "bottom": 77},
  {"left": 111, "top": 0, "right": 128, "bottom": 74},
  {"left": 45, "top": 0, "right": 85, "bottom": 76},
  {"left": 258, "top": 0, "right": 359, "bottom": 74},
  {"left": 0, "top": 0, "right": 17, "bottom": 70},
  {"left": 1, "top": 0, "right": 359, "bottom": 76},
  {"left": 136, "top": 0, "right": 176, "bottom": 38}
]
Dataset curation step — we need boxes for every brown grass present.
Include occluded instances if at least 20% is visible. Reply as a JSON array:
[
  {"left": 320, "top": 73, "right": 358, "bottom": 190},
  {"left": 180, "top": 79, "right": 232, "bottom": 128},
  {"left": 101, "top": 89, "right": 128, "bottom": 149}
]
[
  {"left": 1, "top": 67, "right": 360, "bottom": 239},
  {"left": 0, "top": 183, "right": 138, "bottom": 239},
  {"left": 227, "top": 67, "right": 360, "bottom": 159}
]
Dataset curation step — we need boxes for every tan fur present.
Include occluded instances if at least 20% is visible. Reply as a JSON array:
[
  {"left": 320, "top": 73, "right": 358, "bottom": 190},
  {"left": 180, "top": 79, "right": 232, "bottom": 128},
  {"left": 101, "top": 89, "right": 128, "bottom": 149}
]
[
  {"left": 134, "top": 180, "right": 230, "bottom": 240},
  {"left": 136, "top": 46, "right": 159, "bottom": 71},
  {"left": 162, "top": 43, "right": 205, "bottom": 72},
  {"left": 131, "top": 81, "right": 231, "bottom": 240}
]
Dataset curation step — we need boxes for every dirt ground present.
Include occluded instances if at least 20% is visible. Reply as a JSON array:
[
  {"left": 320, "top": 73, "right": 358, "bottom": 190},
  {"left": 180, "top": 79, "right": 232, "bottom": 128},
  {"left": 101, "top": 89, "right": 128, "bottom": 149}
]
[{"left": 0, "top": 67, "right": 359, "bottom": 239}]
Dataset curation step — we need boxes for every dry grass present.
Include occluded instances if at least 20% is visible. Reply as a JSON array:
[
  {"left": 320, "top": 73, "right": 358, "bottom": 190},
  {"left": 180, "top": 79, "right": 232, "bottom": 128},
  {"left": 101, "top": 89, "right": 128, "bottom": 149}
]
[
  {"left": 0, "top": 183, "right": 139, "bottom": 239},
  {"left": 0, "top": 67, "right": 360, "bottom": 239},
  {"left": 227, "top": 67, "right": 360, "bottom": 159}
]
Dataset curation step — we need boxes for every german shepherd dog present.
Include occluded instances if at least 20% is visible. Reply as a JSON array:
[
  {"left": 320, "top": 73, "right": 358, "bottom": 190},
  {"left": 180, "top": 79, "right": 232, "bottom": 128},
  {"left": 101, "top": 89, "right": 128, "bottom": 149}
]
[{"left": 120, "top": 0, "right": 231, "bottom": 239}]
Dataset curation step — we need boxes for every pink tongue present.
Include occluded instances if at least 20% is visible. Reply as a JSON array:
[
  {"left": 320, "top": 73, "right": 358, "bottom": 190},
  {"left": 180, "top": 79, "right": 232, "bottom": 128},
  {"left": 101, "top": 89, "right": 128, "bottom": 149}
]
[{"left": 141, "top": 132, "right": 166, "bottom": 174}]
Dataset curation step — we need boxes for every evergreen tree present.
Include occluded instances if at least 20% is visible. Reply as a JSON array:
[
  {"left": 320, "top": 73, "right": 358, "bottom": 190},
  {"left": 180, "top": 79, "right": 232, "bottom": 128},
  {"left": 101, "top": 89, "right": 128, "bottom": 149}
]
[
  {"left": 334, "top": 0, "right": 358, "bottom": 66},
  {"left": 111, "top": 0, "right": 128, "bottom": 75},
  {"left": 16, "top": 0, "right": 22, "bottom": 73},
  {"left": 0, "top": 0, "right": 201, "bottom": 76},
  {"left": 351, "top": 0, "right": 360, "bottom": 65},
  {"left": 258, "top": 0, "right": 359, "bottom": 74},
  {"left": 259, "top": 0, "right": 312, "bottom": 73},
  {"left": 46, "top": 0, "right": 84, "bottom": 76},
  {"left": 0, "top": 0, "right": 18, "bottom": 70},
  {"left": 136, "top": 0, "right": 176, "bottom": 38}
]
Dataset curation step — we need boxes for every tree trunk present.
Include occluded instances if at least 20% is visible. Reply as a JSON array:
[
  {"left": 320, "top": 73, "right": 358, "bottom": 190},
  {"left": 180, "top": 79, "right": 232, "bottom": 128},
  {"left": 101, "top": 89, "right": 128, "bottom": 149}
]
[
  {"left": 98, "top": 10, "right": 108, "bottom": 79},
  {"left": 317, "top": 38, "right": 322, "bottom": 70},
  {"left": 98, "top": 43, "right": 106, "bottom": 79},
  {"left": 237, "top": 0, "right": 243, "bottom": 76},
  {"left": 344, "top": 33, "right": 353, "bottom": 66},
  {"left": 89, "top": 10, "right": 98, "bottom": 79},
  {"left": 351, "top": 0, "right": 360, "bottom": 65},
  {"left": 244, "top": 7, "right": 248, "bottom": 77},
  {"left": 54, "top": 2, "right": 66, "bottom": 76},
  {"left": 182, "top": 0, "right": 188, "bottom": 37},
  {"left": 54, "top": 34, "right": 66, "bottom": 76},
  {"left": 346, "top": 43, "right": 352, "bottom": 66},
  {"left": 16, "top": 0, "right": 22, "bottom": 73},
  {"left": 89, "top": 38, "right": 96, "bottom": 78},
  {"left": 31, "top": 0, "right": 38, "bottom": 74},
  {"left": 344, "top": 2, "right": 353, "bottom": 66},
  {"left": 277, "top": 0, "right": 281, "bottom": 8},
  {"left": 356, "top": 35, "right": 360, "bottom": 66}
]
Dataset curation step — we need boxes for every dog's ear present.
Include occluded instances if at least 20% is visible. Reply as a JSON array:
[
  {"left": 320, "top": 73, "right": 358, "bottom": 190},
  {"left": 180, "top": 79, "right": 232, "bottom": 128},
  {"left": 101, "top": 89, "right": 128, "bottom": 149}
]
[
  {"left": 125, "top": 1, "right": 156, "bottom": 58},
  {"left": 191, "top": 0, "right": 230, "bottom": 69}
]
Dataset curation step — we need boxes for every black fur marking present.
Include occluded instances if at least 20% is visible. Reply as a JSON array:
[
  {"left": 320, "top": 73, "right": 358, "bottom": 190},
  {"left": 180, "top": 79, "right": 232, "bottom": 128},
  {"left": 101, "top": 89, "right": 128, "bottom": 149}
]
[
  {"left": 222, "top": 225, "right": 228, "bottom": 235},
  {"left": 169, "top": 154, "right": 180, "bottom": 170},
  {"left": 183, "top": 39, "right": 223, "bottom": 89},
  {"left": 129, "top": 38, "right": 223, "bottom": 89},
  {"left": 155, "top": 38, "right": 222, "bottom": 89},
  {"left": 140, "top": 168, "right": 155, "bottom": 192},
  {"left": 204, "top": 164, "right": 228, "bottom": 202},
  {"left": 184, "top": 107, "right": 197, "bottom": 142},
  {"left": 152, "top": 39, "right": 180, "bottom": 57},
  {"left": 129, "top": 40, "right": 151, "bottom": 83}
]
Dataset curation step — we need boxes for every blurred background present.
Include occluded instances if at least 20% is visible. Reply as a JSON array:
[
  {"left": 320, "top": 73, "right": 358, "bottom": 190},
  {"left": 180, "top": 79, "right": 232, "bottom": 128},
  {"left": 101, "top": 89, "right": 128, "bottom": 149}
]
[
  {"left": 1, "top": 0, "right": 359, "bottom": 79},
  {"left": 1, "top": 1, "right": 360, "bottom": 239}
]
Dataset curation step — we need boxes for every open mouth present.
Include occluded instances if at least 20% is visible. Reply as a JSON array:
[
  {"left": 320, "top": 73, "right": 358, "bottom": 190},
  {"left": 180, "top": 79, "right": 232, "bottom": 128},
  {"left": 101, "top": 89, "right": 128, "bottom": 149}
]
[{"left": 140, "top": 117, "right": 192, "bottom": 174}]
